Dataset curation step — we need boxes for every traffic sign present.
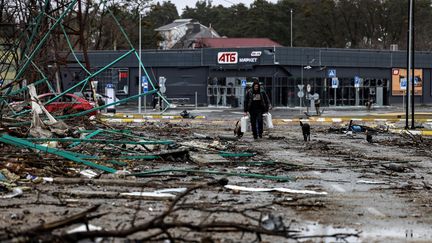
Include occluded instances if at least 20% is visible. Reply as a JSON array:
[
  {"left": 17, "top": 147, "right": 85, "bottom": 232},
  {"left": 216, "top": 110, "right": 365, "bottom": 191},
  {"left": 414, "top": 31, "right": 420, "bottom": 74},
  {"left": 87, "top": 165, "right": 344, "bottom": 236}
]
[
  {"left": 158, "top": 76, "right": 166, "bottom": 93},
  {"left": 241, "top": 80, "right": 247, "bottom": 87},
  {"left": 142, "top": 76, "right": 148, "bottom": 93},
  {"left": 297, "top": 91, "right": 304, "bottom": 98},
  {"left": 354, "top": 76, "right": 361, "bottom": 88},
  {"left": 331, "top": 77, "right": 339, "bottom": 88},
  {"left": 328, "top": 69, "right": 337, "bottom": 78},
  {"left": 297, "top": 84, "right": 304, "bottom": 90}
]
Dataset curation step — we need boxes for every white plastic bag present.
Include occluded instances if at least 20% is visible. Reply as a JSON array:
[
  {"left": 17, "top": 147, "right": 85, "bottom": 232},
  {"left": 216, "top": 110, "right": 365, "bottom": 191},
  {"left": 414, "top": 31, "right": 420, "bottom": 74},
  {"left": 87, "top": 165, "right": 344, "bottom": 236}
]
[
  {"left": 263, "top": 112, "right": 274, "bottom": 129},
  {"left": 240, "top": 116, "right": 249, "bottom": 133}
]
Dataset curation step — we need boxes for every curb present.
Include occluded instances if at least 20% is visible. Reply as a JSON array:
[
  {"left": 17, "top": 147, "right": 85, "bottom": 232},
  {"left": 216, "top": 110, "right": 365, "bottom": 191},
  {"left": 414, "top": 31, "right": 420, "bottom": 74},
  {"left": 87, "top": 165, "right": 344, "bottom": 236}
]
[
  {"left": 100, "top": 117, "right": 432, "bottom": 124},
  {"left": 279, "top": 118, "right": 432, "bottom": 123},
  {"left": 100, "top": 117, "right": 205, "bottom": 123},
  {"left": 101, "top": 114, "right": 206, "bottom": 120},
  {"left": 389, "top": 129, "right": 432, "bottom": 136}
]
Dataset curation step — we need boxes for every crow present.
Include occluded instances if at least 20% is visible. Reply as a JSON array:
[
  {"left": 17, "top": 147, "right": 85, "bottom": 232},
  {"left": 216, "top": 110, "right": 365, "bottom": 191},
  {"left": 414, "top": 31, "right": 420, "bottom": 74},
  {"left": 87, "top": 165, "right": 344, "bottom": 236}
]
[{"left": 300, "top": 121, "right": 310, "bottom": 141}]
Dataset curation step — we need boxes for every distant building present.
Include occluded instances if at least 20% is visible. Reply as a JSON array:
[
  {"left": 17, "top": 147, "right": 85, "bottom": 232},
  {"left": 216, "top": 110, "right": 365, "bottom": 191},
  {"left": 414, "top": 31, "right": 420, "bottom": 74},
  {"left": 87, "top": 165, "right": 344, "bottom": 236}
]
[
  {"left": 194, "top": 38, "right": 283, "bottom": 48},
  {"left": 155, "top": 19, "right": 219, "bottom": 49}
]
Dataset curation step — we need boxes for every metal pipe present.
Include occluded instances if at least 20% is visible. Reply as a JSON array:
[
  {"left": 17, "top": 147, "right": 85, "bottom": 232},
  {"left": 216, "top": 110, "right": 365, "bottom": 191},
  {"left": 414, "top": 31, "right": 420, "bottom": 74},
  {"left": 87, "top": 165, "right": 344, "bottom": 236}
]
[
  {"left": 25, "top": 137, "right": 174, "bottom": 145},
  {"left": 0, "top": 134, "right": 116, "bottom": 173}
]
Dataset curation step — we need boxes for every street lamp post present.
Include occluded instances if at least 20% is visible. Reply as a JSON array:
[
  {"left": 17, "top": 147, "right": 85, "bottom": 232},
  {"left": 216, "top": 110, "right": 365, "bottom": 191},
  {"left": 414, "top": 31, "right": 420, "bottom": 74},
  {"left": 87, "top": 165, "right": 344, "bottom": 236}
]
[
  {"left": 138, "top": 13, "right": 142, "bottom": 114},
  {"left": 290, "top": 9, "right": 293, "bottom": 47}
]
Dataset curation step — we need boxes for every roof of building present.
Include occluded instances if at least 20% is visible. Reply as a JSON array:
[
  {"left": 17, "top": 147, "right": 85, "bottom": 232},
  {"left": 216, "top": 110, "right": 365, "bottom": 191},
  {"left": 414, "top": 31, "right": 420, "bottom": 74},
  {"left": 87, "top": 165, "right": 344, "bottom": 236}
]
[
  {"left": 172, "top": 26, "right": 220, "bottom": 49},
  {"left": 155, "top": 19, "right": 195, "bottom": 31},
  {"left": 195, "top": 38, "right": 283, "bottom": 48}
]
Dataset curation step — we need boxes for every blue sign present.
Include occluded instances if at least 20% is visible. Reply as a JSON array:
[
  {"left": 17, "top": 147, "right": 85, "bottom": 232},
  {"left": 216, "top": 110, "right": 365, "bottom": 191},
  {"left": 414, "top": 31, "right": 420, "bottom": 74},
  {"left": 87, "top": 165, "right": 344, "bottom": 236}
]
[
  {"left": 106, "top": 83, "right": 114, "bottom": 88},
  {"left": 328, "top": 69, "right": 337, "bottom": 78},
  {"left": 141, "top": 76, "right": 149, "bottom": 93},
  {"left": 400, "top": 78, "right": 407, "bottom": 90},
  {"left": 354, "top": 76, "right": 361, "bottom": 88},
  {"left": 241, "top": 79, "right": 247, "bottom": 87},
  {"left": 331, "top": 77, "right": 339, "bottom": 88}
]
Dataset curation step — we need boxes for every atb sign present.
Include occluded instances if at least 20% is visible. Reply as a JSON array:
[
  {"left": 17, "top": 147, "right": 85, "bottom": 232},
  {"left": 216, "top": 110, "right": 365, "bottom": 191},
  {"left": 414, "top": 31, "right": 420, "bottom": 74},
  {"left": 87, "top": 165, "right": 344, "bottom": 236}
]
[
  {"left": 217, "top": 52, "right": 238, "bottom": 64},
  {"left": 331, "top": 77, "right": 339, "bottom": 88}
]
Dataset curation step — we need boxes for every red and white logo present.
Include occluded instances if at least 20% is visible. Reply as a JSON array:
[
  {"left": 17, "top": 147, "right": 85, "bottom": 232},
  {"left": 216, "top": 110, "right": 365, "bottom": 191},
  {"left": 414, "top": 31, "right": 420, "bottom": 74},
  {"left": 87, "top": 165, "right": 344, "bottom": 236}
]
[{"left": 217, "top": 52, "right": 238, "bottom": 64}]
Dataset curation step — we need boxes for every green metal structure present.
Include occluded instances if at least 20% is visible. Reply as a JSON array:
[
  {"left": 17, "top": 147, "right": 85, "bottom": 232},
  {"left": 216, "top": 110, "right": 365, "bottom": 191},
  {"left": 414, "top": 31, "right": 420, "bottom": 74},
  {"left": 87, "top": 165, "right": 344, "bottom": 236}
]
[{"left": 0, "top": 0, "right": 170, "bottom": 121}]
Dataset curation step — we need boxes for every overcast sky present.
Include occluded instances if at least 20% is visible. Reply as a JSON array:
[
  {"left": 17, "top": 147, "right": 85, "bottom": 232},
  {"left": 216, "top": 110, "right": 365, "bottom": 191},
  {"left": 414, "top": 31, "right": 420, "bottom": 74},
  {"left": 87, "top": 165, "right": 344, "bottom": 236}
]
[{"left": 156, "top": 0, "right": 278, "bottom": 15}]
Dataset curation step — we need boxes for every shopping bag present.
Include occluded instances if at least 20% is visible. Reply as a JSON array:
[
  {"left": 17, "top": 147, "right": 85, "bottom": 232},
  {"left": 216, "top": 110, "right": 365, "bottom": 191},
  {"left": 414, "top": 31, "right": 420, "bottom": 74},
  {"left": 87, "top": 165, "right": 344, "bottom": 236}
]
[
  {"left": 263, "top": 112, "right": 274, "bottom": 129},
  {"left": 240, "top": 116, "right": 249, "bottom": 133}
]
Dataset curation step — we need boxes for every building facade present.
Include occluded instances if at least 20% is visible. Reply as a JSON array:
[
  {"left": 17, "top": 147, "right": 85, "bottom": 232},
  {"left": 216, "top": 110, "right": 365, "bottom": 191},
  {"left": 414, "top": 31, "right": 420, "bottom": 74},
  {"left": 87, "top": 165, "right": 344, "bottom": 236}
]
[{"left": 61, "top": 47, "right": 432, "bottom": 107}]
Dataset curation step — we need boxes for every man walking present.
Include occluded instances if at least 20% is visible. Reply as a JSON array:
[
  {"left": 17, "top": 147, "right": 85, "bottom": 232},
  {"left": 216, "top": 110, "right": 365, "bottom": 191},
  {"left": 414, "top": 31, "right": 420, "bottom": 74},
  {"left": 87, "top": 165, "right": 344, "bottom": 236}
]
[{"left": 244, "top": 80, "right": 271, "bottom": 139}]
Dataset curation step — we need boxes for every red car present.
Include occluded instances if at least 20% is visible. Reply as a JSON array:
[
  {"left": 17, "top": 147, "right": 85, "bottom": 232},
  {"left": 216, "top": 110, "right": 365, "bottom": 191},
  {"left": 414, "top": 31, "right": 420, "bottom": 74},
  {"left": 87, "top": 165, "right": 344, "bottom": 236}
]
[{"left": 37, "top": 93, "right": 97, "bottom": 116}]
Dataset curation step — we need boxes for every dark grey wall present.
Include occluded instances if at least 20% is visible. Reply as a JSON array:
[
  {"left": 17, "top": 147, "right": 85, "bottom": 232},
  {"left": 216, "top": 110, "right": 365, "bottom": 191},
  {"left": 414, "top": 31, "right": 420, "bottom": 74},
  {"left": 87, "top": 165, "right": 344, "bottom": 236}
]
[
  {"left": 112, "top": 66, "right": 209, "bottom": 105},
  {"left": 70, "top": 47, "right": 432, "bottom": 69},
  {"left": 62, "top": 47, "right": 432, "bottom": 105}
]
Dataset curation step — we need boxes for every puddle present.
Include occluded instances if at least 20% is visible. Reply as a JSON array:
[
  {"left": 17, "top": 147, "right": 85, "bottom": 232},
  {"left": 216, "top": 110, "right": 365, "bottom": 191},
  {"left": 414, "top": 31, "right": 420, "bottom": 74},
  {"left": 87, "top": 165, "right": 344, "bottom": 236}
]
[
  {"left": 296, "top": 222, "right": 359, "bottom": 242},
  {"left": 361, "top": 224, "right": 432, "bottom": 242},
  {"left": 296, "top": 221, "right": 432, "bottom": 242}
]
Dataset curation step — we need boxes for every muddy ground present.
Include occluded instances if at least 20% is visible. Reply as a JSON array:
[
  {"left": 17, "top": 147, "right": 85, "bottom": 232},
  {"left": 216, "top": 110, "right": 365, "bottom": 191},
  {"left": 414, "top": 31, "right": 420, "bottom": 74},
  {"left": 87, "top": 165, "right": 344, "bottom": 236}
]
[{"left": 1, "top": 118, "right": 432, "bottom": 242}]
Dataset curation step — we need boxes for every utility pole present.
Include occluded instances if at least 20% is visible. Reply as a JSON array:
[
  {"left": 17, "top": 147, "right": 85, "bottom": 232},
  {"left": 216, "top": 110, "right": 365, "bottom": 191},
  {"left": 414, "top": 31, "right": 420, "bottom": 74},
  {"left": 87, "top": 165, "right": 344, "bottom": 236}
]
[
  {"left": 405, "top": 0, "right": 413, "bottom": 129},
  {"left": 290, "top": 9, "right": 293, "bottom": 47},
  {"left": 138, "top": 13, "right": 142, "bottom": 114},
  {"left": 411, "top": 0, "right": 415, "bottom": 129}
]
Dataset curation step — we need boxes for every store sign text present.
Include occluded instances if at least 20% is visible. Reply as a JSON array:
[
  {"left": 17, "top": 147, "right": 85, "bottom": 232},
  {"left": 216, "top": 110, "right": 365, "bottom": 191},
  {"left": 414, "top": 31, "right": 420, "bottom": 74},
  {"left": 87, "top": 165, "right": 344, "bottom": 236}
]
[
  {"left": 217, "top": 52, "right": 238, "bottom": 64},
  {"left": 251, "top": 51, "right": 262, "bottom": 57},
  {"left": 239, "top": 58, "right": 258, "bottom": 63}
]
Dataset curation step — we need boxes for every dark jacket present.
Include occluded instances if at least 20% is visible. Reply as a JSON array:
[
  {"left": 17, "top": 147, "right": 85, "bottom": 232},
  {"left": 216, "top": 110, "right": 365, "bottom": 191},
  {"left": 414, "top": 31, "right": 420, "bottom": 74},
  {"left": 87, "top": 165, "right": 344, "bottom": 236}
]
[{"left": 244, "top": 87, "right": 271, "bottom": 113}]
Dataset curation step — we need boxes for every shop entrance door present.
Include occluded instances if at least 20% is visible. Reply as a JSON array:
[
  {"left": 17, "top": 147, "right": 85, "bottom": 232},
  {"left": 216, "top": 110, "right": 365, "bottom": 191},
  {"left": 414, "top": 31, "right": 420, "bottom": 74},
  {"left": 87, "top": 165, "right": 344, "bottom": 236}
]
[{"left": 207, "top": 77, "right": 245, "bottom": 107}]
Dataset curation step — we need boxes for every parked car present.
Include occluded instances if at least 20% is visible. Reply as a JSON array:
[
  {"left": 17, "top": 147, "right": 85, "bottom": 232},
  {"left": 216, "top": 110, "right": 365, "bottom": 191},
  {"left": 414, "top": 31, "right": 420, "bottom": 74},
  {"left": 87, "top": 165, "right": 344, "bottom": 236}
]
[
  {"left": 73, "top": 91, "right": 110, "bottom": 106},
  {"left": 37, "top": 93, "right": 97, "bottom": 116}
]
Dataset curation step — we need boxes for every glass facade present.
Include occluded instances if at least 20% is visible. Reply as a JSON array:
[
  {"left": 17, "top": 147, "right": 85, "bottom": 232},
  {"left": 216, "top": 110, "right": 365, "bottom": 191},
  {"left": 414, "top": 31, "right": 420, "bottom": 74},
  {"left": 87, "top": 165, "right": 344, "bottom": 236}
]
[
  {"left": 207, "top": 75, "right": 390, "bottom": 108},
  {"left": 207, "top": 76, "right": 248, "bottom": 107},
  {"left": 269, "top": 76, "right": 390, "bottom": 107}
]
